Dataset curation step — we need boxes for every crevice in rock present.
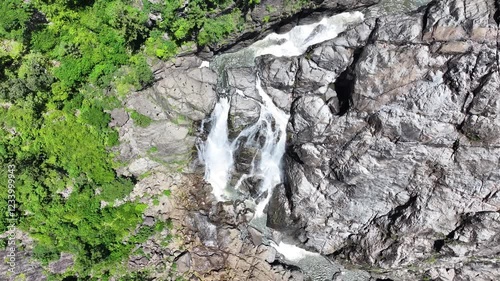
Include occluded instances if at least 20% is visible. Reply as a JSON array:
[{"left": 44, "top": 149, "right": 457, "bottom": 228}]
[
  {"left": 367, "top": 113, "right": 383, "bottom": 134},
  {"left": 282, "top": 170, "right": 295, "bottom": 213},
  {"left": 127, "top": 174, "right": 139, "bottom": 185},
  {"left": 446, "top": 213, "right": 476, "bottom": 240},
  {"left": 285, "top": 145, "right": 305, "bottom": 165},
  {"left": 467, "top": 70, "right": 493, "bottom": 112},
  {"left": 173, "top": 250, "right": 190, "bottom": 262},
  {"left": 451, "top": 139, "right": 460, "bottom": 160},
  {"left": 421, "top": 0, "right": 437, "bottom": 39},
  {"left": 494, "top": 0, "right": 500, "bottom": 25},
  {"left": 333, "top": 19, "right": 378, "bottom": 116},
  {"left": 376, "top": 278, "right": 395, "bottom": 281},
  {"left": 456, "top": 69, "right": 494, "bottom": 135},
  {"left": 269, "top": 260, "right": 302, "bottom": 272},
  {"left": 483, "top": 190, "right": 498, "bottom": 202},
  {"left": 387, "top": 195, "right": 418, "bottom": 222},
  {"left": 333, "top": 49, "right": 359, "bottom": 116},
  {"left": 433, "top": 239, "right": 445, "bottom": 252},
  {"left": 366, "top": 17, "right": 380, "bottom": 45}
]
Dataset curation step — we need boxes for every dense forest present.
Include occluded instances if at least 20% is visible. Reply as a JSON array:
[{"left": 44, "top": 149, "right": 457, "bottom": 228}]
[{"left": 0, "top": 0, "right": 271, "bottom": 279}]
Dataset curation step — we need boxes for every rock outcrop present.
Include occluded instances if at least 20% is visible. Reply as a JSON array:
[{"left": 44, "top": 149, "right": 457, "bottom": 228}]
[
  {"left": 253, "top": 0, "right": 500, "bottom": 279},
  {"left": 126, "top": 172, "right": 305, "bottom": 281},
  {"left": 117, "top": 0, "right": 500, "bottom": 280}
]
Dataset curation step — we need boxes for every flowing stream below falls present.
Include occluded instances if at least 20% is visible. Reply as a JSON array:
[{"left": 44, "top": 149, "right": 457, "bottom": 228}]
[{"left": 197, "top": 1, "right": 430, "bottom": 279}]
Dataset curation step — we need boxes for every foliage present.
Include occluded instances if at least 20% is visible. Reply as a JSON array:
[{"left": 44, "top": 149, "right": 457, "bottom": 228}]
[
  {"left": 144, "top": 0, "right": 245, "bottom": 50},
  {"left": 197, "top": 11, "right": 242, "bottom": 46},
  {"left": 0, "top": 0, "right": 156, "bottom": 279},
  {"left": 0, "top": 0, "right": 32, "bottom": 41},
  {"left": 0, "top": 0, "right": 311, "bottom": 279},
  {"left": 98, "top": 178, "right": 135, "bottom": 202}
]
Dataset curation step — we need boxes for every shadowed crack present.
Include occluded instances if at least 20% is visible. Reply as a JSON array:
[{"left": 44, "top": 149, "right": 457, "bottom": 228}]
[
  {"left": 456, "top": 69, "right": 494, "bottom": 135},
  {"left": 494, "top": 0, "right": 500, "bottom": 25},
  {"left": 334, "top": 48, "right": 362, "bottom": 116},
  {"left": 421, "top": 0, "right": 437, "bottom": 40},
  {"left": 333, "top": 19, "right": 379, "bottom": 116},
  {"left": 387, "top": 195, "right": 418, "bottom": 222}
]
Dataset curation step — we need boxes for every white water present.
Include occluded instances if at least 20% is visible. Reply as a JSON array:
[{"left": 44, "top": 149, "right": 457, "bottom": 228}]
[
  {"left": 235, "top": 78, "right": 289, "bottom": 217},
  {"left": 198, "top": 98, "right": 233, "bottom": 201},
  {"left": 251, "top": 11, "right": 364, "bottom": 57},
  {"left": 198, "top": 78, "right": 289, "bottom": 207},
  {"left": 197, "top": 4, "right": 431, "bottom": 278},
  {"left": 198, "top": 11, "right": 365, "bottom": 266},
  {"left": 271, "top": 241, "right": 321, "bottom": 262},
  {"left": 200, "top": 11, "right": 364, "bottom": 205},
  {"left": 198, "top": 61, "right": 210, "bottom": 68}
]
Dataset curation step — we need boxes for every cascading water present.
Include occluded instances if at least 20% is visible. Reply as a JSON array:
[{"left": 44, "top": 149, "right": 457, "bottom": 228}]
[
  {"left": 197, "top": 78, "right": 288, "bottom": 209},
  {"left": 200, "top": 10, "right": 365, "bottom": 207},
  {"left": 197, "top": 1, "right": 433, "bottom": 278},
  {"left": 197, "top": 97, "right": 233, "bottom": 201},
  {"left": 197, "top": 10, "right": 366, "bottom": 281}
]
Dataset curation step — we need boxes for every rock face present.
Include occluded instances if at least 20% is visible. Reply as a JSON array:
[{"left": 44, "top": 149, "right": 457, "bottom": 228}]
[
  {"left": 253, "top": 0, "right": 500, "bottom": 279},
  {"left": 114, "top": 56, "right": 218, "bottom": 177},
  {"left": 126, "top": 172, "right": 305, "bottom": 281},
  {"left": 116, "top": 0, "right": 500, "bottom": 280}
]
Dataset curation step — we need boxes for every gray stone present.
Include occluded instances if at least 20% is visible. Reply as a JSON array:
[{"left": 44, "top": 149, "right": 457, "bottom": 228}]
[
  {"left": 266, "top": 184, "right": 295, "bottom": 231},
  {"left": 143, "top": 216, "right": 155, "bottom": 227},
  {"left": 109, "top": 108, "right": 129, "bottom": 128},
  {"left": 176, "top": 252, "right": 192, "bottom": 274},
  {"left": 154, "top": 66, "right": 217, "bottom": 121},
  {"left": 48, "top": 253, "right": 74, "bottom": 274},
  {"left": 248, "top": 226, "right": 263, "bottom": 246},
  {"left": 273, "top": 1, "right": 500, "bottom": 280}
]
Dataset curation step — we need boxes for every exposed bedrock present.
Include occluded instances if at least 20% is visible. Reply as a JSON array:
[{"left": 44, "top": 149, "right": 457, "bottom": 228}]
[{"left": 254, "top": 0, "right": 500, "bottom": 280}]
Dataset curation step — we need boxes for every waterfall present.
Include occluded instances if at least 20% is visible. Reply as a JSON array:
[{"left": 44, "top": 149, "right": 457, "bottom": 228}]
[
  {"left": 197, "top": 10, "right": 365, "bottom": 277},
  {"left": 199, "top": 10, "right": 364, "bottom": 207},
  {"left": 231, "top": 77, "right": 290, "bottom": 217},
  {"left": 251, "top": 12, "right": 364, "bottom": 57},
  {"left": 197, "top": 97, "right": 233, "bottom": 201}
]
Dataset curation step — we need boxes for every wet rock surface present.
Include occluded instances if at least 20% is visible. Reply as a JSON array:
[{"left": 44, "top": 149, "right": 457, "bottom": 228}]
[
  {"left": 250, "top": 0, "right": 500, "bottom": 280},
  {"left": 127, "top": 0, "right": 500, "bottom": 279}
]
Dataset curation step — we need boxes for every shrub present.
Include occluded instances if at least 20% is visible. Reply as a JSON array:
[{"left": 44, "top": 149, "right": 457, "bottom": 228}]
[{"left": 130, "top": 110, "right": 152, "bottom": 127}]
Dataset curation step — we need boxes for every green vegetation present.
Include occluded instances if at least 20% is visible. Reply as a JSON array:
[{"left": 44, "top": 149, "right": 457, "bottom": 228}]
[
  {"left": 0, "top": 0, "right": 156, "bottom": 279},
  {"left": 153, "top": 198, "right": 160, "bottom": 206},
  {"left": 0, "top": 0, "right": 309, "bottom": 279},
  {"left": 129, "top": 109, "right": 153, "bottom": 127}
]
